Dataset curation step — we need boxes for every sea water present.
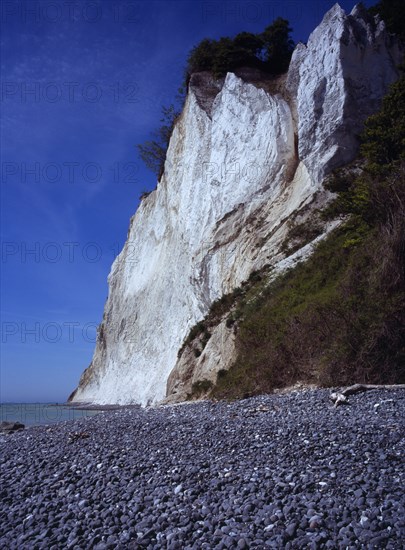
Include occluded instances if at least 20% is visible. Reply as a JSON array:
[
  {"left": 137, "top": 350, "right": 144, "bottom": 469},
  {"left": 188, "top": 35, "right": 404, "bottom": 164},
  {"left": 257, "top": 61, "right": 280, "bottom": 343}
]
[{"left": 0, "top": 403, "right": 101, "bottom": 426}]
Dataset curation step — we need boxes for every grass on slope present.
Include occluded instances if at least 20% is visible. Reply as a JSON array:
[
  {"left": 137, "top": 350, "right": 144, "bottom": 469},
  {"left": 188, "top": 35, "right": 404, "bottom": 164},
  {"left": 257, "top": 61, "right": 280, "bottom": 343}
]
[{"left": 213, "top": 216, "right": 405, "bottom": 398}]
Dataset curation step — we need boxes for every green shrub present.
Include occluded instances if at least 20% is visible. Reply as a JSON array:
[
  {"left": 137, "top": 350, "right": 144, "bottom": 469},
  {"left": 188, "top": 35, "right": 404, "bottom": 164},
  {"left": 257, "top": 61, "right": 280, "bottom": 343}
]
[{"left": 324, "top": 76, "right": 405, "bottom": 226}]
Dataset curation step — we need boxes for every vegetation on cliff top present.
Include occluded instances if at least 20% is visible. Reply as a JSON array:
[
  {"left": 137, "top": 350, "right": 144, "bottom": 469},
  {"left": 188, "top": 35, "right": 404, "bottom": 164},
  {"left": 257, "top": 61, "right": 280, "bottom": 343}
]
[
  {"left": 137, "top": 18, "right": 295, "bottom": 179},
  {"left": 185, "top": 18, "right": 294, "bottom": 81},
  {"left": 137, "top": 1, "right": 405, "bottom": 182}
]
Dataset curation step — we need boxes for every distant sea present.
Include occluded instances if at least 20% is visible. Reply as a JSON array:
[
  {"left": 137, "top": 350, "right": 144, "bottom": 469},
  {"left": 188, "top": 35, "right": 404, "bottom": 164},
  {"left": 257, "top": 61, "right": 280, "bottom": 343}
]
[{"left": 0, "top": 403, "right": 101, "bottom": 427}]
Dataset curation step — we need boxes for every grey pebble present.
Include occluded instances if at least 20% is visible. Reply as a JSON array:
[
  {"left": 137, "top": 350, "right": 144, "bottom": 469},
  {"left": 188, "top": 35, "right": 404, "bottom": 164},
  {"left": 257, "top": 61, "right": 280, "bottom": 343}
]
[{"left": 0, "top": 389, "right": 404, "bottom": 548}]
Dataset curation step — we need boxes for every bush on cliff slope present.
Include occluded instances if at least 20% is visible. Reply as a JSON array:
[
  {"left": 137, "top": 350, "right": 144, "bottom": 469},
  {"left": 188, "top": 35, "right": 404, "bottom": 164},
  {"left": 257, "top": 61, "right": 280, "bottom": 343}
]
[
  {"left": 204, "top": 75, "right": 405, "bottom": 399},
  {"left": 136, "top": 105, "right": 180, "bottom": 180}
]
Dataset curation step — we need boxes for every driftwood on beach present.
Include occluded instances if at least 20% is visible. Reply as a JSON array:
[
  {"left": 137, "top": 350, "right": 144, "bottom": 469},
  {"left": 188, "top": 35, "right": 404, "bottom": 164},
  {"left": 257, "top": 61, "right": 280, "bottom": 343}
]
[{"left": 330, "top": 384, "right": 405, "bottom": 407}]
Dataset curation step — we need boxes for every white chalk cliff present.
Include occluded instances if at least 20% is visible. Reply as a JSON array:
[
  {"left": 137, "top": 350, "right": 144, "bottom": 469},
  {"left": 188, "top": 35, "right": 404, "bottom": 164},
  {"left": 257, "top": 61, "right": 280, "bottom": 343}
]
[{"left": 70, "top": 4, "right": 402, "bottom": 405}]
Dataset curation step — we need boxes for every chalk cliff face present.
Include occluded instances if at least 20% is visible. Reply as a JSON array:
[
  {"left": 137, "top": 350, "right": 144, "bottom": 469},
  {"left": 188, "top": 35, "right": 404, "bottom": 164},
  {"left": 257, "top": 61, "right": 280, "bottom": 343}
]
[{"left": 70, "top": 4, "right": 402, "bottom": 406}]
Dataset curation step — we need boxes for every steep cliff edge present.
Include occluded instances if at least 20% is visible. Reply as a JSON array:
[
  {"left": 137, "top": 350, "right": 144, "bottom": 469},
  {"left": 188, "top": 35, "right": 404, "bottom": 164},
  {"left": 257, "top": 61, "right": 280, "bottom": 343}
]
[{"left": 69, "top": 4, "right": 402, "bottom": 406}]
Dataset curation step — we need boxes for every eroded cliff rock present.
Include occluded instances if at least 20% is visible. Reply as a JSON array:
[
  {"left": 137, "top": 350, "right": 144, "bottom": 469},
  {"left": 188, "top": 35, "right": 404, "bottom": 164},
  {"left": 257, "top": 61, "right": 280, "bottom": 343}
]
[{"left": 70, "top": 3, "right": 402, "bottom": 406}]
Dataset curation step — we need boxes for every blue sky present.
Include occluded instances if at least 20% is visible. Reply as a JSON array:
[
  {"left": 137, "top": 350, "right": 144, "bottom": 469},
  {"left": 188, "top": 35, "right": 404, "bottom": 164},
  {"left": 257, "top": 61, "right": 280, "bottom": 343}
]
[{"left": 0, "top": 0, "right": 378, "bottom": 402}]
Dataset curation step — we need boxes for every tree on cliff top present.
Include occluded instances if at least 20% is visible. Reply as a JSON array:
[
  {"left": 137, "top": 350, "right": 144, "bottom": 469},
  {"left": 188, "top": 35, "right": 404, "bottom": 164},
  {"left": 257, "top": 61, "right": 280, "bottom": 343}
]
[
  {"left": 261, "top": 18, "right": 294, "bottom": 74},
  {"left": 185, "top": 17, "right": 294, "bottom": 80},
  {"left": 138, "top": 18, "right": 295, "bottom": 178}
]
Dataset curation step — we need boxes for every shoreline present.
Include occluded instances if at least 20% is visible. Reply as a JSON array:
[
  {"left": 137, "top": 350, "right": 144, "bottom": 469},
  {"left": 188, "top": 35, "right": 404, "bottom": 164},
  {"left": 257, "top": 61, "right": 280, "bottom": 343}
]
[
  {"left": 60, "top": 402, "right": 142, "bottom": 411},
  {"left": 59, "top": 382, "right": 323, "bottom": 411},
  {"left": 1, "top": 388, "right": 404, "bottom": 549}
]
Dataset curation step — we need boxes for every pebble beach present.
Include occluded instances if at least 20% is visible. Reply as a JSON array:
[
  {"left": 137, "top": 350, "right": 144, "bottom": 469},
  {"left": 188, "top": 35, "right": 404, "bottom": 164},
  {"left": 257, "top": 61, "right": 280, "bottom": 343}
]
[{"left": 0, "top": 389, "right": 404, "bottom": 549}]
